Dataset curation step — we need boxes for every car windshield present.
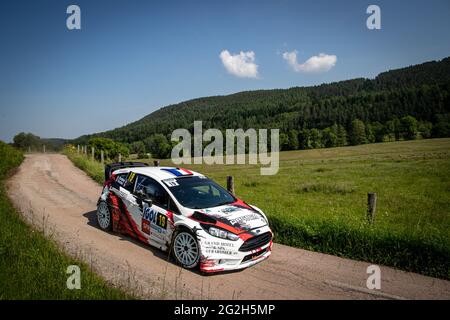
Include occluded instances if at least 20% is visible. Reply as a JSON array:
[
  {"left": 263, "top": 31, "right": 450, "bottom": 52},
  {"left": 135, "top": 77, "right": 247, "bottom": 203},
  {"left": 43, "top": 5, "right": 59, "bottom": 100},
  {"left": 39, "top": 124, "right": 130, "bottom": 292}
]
[{"left": 163, "top": 176, "right": 236, "bottom": 209}]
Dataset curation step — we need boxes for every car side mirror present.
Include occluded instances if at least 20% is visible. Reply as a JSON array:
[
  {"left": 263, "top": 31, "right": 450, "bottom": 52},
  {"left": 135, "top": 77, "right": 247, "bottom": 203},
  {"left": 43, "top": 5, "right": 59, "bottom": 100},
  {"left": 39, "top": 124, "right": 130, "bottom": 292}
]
[
  {"left": 135, "top": 189, "right": 152, "bottom": 206},
  {"left": 143, "top": 198, "right": 152, "bottom": 206}
]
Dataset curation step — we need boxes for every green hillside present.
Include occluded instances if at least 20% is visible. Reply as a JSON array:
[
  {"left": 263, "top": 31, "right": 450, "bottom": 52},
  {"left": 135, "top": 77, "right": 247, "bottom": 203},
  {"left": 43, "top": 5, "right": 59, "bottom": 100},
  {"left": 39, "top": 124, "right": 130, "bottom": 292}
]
[{"left": 73, "top": 57, "right": 450, "bottom": 155}]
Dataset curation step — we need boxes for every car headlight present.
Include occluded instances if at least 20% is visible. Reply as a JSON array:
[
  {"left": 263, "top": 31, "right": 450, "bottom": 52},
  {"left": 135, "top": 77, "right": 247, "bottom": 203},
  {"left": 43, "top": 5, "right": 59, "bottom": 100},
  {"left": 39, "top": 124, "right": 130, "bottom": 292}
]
[{"left": 202, "top": 225, "right": 239, "bottom": 241}]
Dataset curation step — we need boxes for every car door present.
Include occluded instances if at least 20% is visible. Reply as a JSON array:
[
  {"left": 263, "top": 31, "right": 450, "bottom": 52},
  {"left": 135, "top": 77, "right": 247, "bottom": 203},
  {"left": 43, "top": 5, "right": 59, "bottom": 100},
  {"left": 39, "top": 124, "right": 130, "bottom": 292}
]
[
  {"left": 134, "top": 175, "right": 173, "bottom": 246},
  {"left": 115, "top": 171, "right": 144, "bottom": 234}
]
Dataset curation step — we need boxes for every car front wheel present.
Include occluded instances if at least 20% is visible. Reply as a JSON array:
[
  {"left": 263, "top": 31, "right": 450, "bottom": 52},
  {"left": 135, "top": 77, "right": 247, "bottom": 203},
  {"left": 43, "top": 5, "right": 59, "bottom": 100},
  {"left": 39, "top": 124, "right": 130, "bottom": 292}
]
[
  {"left": 172, "top": 230, "right": 200, "bottom": 269},
  {"left": 97, "top": 201, "right": 112, "bottom": 231}
]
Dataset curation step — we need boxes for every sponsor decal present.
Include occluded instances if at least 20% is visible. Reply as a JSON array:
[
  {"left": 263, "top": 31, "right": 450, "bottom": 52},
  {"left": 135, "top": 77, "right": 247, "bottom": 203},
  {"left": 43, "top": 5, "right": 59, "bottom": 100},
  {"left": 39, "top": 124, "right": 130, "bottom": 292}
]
[
  {"left": 203, "top": 240, "right": 238, "bottom": 256},
  {"left": 151, "top": 224, "right": 166, "bottom": 234},
  {"left": 141, "top": 219, "right": 151, "bottom": 235},
  {"left": 205, "top": 249, "right": 235, "bottom": 255},
  {"left": 127, "top": 171, "right": 137, "bottom": 184},
  {"left": 116, "top": 175, "right": 126, "bottom": 186},
  {"left": 143, "top": 207, "right": 167, "bottom": 229},
  {"left": 229, "top": 213, "right": 262, "bottom": 225},
  {"left": 118, "top": 189, "right": 127, "bottom": 199},
  {"left": 221, "top": 206, "right": 240, "bottom": 214},
  {"left": 163, "top": 178, "right": 179, "bottom": 187}
]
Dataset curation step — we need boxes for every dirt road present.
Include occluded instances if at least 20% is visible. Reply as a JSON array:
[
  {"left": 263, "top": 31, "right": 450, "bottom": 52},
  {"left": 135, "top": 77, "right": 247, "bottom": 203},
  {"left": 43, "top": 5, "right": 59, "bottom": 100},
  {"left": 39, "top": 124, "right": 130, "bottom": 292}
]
[{"left": 6, "top": 154, "right": 450, "bottom": 299}]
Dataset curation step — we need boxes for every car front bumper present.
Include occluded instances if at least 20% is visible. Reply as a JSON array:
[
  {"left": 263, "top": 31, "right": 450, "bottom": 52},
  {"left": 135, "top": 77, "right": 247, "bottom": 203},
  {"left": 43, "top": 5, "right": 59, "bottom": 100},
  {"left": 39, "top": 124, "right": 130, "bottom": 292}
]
[{"left": 198, "top": 226, "right": 273, "bottom": 273}]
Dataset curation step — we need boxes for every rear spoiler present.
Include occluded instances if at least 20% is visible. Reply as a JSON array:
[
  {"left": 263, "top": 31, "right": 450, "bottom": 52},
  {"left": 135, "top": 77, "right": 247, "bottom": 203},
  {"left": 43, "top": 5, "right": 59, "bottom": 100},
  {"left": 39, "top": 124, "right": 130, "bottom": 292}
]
[{"left": 104, "top": 162, "right": 149, "bottom": 181}]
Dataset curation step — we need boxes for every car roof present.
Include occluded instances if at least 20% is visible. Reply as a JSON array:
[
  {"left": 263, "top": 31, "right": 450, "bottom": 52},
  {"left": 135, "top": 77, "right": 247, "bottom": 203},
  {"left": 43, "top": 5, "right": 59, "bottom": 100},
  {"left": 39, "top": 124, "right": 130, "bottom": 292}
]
[{"left": 113, "top": 166, "right": 203, "bottom": 181}]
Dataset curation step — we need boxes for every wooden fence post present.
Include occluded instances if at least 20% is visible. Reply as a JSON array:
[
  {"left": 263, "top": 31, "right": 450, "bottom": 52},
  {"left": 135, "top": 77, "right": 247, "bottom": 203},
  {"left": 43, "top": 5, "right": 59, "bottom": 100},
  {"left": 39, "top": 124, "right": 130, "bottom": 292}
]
[
  {"left": 91, "top": 147, "right": 95, "bottom": 161},
  {"left": 153, "top": 160, "right": 159, "bottom": 167},
  {"left": 227, "top": 176, "right": 234, "bottom": 194},
  {"left": 43, "top": 145, "right": 46, "bottom": 153},
  {"left": 101, "top": 150, "right": 104, "bottom": 165},
  {"left": 367, "top": 193, "right": 377, "bottom": 224},
  {"left": 118, "top": 154, "right": 122, "bottom": 162},
  {"left": 77, "top": 145, "right": 80, "bottom": 154}
]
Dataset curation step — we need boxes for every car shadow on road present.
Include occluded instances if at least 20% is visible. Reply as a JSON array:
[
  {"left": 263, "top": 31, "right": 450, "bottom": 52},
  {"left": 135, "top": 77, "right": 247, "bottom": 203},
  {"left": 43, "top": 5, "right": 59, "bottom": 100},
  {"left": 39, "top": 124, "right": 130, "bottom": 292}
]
[
  {"left": 82, "top": 210, "right": 244, "bottom": 277},
  {"left": 83, "top": 210, "right": 169, "bottom": 262}
]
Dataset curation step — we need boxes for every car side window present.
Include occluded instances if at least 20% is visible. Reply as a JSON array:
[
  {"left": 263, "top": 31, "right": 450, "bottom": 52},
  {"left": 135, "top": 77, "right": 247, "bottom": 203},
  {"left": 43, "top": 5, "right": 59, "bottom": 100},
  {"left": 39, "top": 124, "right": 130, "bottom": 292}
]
[
  {"left": 135, "top": 175, "right": 170, "bottom": 210},
  {"left": 168, "top": 197, "right": 180, "bottom": 214},
  {"left": 115, "top": 173, "right": 135, "bottom": 192}
]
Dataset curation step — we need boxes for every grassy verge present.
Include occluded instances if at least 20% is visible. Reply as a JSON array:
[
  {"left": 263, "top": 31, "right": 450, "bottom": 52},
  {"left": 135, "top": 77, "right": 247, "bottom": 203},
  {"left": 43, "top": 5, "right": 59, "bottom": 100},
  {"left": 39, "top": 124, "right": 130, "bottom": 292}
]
[
  {"left": 65, "top": 152, "right": 105, "bottom": 184},
  {"left": 270, "top": 217, "right": 448, "bottom": 278},
  {"left": 0, "top": 142, "right": 132, "bottom": 299},
  {"left": 65, "top": 139, "right": 450, "bottom": 279}
]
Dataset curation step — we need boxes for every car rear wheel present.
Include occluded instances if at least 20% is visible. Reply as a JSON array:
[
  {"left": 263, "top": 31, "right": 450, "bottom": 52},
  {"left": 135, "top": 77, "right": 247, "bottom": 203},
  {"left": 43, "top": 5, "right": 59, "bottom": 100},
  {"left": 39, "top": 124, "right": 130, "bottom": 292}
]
[
  {"left": 172, "top": 230, "right": 200, "bottom": 269},
  {"left": 97, "top": 201, "right": 112, "bottom": 231}
]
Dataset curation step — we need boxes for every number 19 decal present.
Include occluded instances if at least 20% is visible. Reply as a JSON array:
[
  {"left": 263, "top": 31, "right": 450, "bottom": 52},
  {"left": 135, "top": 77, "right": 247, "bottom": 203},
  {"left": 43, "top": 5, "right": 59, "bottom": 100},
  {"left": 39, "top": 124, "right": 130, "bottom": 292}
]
[{"left": 157, "top": 214, "right": 167, "bottom": 229}]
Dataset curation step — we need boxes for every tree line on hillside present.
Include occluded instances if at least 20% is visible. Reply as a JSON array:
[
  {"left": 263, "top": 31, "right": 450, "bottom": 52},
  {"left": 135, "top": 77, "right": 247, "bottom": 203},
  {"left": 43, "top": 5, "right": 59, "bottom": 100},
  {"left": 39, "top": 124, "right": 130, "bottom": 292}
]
[
  {"left": 71, "top": 57, "right": 450, "bottom": 157},
  {"left": 11, "top": 134, "right": 130, "bottom": 162},
  {"left": 17, "top": 111, "right": 448, "bottom": 160},
  {"left": 122, "top": 114, "right": 447, "bottom": 159},
  {"left": 12, "top": 133, "right": 67, "bottom": 152},
  {"left": 86, "top": 137, "right": 129, "bottom": 161},
  {"left": 280, "top": 115, "right": 437, "bottom": 151},
  {"left": 13, "top": 57, "right": 448, "bottom": 159}
]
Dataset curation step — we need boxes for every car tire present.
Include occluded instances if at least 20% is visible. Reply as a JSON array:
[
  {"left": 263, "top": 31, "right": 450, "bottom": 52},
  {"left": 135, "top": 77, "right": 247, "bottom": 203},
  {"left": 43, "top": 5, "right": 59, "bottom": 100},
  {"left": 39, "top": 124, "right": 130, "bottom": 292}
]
[
  {"left": 172, "top": 229, "right": 200, "bottom": 269},
  {"left": 97, "top": 201, "right": 112, "bottom": 231}
]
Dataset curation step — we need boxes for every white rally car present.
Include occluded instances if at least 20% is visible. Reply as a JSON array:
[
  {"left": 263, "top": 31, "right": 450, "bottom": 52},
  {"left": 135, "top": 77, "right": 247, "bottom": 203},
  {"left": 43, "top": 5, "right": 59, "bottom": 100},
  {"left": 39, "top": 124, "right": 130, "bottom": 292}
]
[{"left": 97, "top": 162, "right": 273, "bottom": 273}]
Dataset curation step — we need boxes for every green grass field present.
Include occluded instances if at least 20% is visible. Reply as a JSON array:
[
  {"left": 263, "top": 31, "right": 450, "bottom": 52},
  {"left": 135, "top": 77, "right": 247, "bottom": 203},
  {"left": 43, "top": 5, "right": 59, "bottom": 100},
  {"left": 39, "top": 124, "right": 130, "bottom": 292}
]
[
  {"left": 0, "top": 141, "right": 132, "bottom": 299},
  {"left": 65, "top": 138, "right": 450, "bottom": 279}
]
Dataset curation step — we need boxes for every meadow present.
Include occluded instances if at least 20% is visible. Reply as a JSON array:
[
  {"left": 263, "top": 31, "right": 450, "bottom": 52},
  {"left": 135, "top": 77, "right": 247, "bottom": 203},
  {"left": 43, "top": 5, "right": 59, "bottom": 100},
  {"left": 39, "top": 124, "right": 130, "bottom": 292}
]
[
  {"left": 0, "top": 141, "right": 131, "bottom": 299},
  {"left": 65, "top": 138, "right": 450, "bottom": 279}
]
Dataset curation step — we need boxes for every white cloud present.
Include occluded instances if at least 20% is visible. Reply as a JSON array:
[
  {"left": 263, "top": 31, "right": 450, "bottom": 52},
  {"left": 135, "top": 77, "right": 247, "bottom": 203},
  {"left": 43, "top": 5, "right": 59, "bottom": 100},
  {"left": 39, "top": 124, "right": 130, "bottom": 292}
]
[
  {"left": 282, "top": 51, "right": 337, "bottom": 73},
  {"left": 219, "top": 50, "right": 259, "bottom": 78}
]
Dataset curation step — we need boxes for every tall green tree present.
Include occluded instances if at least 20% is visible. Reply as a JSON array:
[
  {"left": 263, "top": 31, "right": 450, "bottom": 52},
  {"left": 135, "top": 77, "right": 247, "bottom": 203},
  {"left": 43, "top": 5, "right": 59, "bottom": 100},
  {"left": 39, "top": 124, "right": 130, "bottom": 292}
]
[
  {"left": 88, "top": 137, "right": 129, "bottom": 160},
  {"left": 130, "top": 141, "right": 147, "bottom": 158},
  {"left": 321, "top": 128, "right": 337, "bottom": 148},
  {"left": 385, "top": 120, "right": 395, "bottom": 141},
  {"left": 13, "top": 132, "right": 41, "bottom": 150},
  {"left": 144, "top": 134, "right": 171, "bottom": 159},
  {"left": 418, "top": 121, "right": 433, "bottom": 139},
  {"left": 298, "top": 129, "right": 311, "bottom": 150},
  {"left": 287, "top": 129, "right": 299, "bottom": 150},
  {"left": 349, "top": 119, "right": 367, "bottom": 145},
  {"left": 400, "top": 115, "right": 418, "bottom": 140},
  {"left": 335, "top": 125, "right": 348, "bottom": 146},
  {"left": 371, "top": 122, "right": 386, "bottom": 143},
  {"left": 365, "top": 124, "right": 375, "bottom": 143},
  {"left": 309, "top": 128, "right": 322, "bottom": 148},
  {"left": 393, "top": 118, "right": 402, "bottom": 141},
  {"left": 279, "top": 133, "right": 290, "bottom": 151},
  {"left": 432, "top": 114, "right": 450, "bottom": 137}
]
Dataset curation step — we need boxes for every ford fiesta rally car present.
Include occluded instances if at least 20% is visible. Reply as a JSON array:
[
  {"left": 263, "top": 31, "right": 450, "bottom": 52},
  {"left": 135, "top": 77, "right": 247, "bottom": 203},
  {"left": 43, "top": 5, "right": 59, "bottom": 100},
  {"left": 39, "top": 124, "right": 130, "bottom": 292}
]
[{"left": 97, "top": 162, "right": 273, "bottom": 273}]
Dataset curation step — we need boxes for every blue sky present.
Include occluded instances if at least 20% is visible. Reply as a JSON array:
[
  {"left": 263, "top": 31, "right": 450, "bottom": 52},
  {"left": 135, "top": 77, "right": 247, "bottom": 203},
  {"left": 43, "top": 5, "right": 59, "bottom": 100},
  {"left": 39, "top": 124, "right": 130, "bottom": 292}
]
[{"left": 1, "top": 0, "right": 449, "bottom": 142}]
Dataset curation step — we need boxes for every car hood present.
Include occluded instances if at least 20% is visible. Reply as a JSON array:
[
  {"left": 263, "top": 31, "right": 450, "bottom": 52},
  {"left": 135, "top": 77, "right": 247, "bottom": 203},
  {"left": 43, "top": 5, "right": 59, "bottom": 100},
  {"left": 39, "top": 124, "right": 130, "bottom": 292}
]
[{"left": 196, "top": 204, "right": 268, "bottom": 232}]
